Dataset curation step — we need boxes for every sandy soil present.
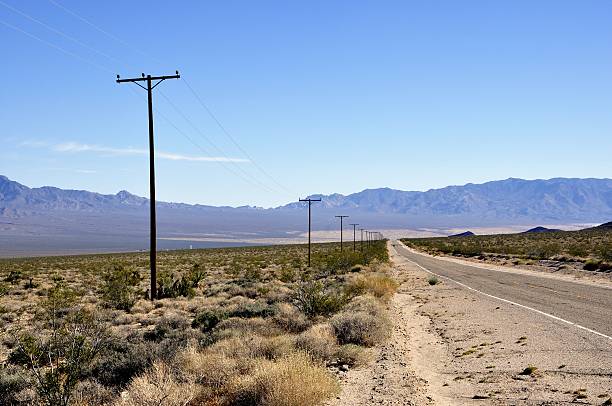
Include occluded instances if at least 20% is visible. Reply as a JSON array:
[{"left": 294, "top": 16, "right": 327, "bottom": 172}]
[{"left": 328, "top": 242, "right": 612, "bottom": 405}]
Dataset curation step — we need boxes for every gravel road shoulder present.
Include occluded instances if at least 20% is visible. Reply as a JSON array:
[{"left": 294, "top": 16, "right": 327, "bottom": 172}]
[{"left": 328, "top": 242, "right": 612, "bottom": 405}]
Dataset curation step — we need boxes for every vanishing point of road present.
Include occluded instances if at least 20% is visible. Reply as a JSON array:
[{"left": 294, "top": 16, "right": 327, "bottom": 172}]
[{"left": 392, "top": 241, "right": 612, "bottom": 340}]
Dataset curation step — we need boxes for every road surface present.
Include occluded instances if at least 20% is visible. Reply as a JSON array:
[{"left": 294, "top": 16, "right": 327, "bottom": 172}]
[{"left": 392, "top": 241, "right": 612, "bottom": 340}]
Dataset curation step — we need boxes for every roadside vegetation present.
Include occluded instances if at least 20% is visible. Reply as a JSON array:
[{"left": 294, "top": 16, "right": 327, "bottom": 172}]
[
  {"left": 0, "top": 240, "right": 394, "bottom": 405},
  {"left": 401, "top": 225, "right": 612, "bottom": 272}
]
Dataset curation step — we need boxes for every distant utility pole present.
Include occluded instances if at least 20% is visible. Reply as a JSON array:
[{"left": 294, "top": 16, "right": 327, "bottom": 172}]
[
  {"left": 335, "top": 215, "right": 349, "bottom": 252},
  {"left": 116, "top": 71, "right": 180, "bottom": 300},
  {"left": 299, "top": 198, "right": 321, "bottom": 267},
  {"left": 349, "top": 223, "right": 359, "bottom": 252},
  {"left": 360, "top": 228, "right": 364, "bottom": 252}
]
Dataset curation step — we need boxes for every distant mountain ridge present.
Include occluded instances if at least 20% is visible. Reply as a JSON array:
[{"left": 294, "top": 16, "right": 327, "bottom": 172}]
[
  {"left": 289, "top": 178, "right": 612, "bottom": 221},
  {"left": 1, "top": 175, "right": 611, "bottom": 256},
  {"left": 2, "top": 175, "right": 612, "bottom": 222}
]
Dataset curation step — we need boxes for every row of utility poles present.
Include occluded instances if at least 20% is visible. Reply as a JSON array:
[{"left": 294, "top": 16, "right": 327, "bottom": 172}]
[
  {"left": 300, "top": 198, "right": 383, "bottom": 267},
  {"left": 116, "top": 70, "right": 383, "bottom": 298}
]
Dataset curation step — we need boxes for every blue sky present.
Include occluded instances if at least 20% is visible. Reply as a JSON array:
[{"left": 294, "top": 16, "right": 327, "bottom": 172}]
[{"left": 1, "top": 1, "right": 611, "bottom": 207}]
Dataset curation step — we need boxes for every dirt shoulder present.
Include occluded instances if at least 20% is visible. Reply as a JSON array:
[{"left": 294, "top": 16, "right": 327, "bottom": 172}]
[{"left": 330, "top": 242, "right": 612, "bottom": 405}]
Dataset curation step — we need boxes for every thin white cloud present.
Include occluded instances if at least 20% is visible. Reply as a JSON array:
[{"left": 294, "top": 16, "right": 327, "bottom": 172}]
[{"left": 49, "top": 142, "right": 250, "bottom": 163}]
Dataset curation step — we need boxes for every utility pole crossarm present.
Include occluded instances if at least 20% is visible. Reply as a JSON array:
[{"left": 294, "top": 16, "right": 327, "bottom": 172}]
[{"left": 116, "top": 72, "right": 180, "bottom": 83}]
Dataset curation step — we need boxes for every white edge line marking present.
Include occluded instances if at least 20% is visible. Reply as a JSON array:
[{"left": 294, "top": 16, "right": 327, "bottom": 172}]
[{"left": 394, "top": 245, "right": 612, "bottom": 342}]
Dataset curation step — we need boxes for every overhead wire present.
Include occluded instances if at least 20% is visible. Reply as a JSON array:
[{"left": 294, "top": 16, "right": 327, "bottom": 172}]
[
  {"left": 156, "top": 88, "right": 281, "bottom": 194},
  {"left": 0, "top": 18, "right": 114, "bottom": 73},
  {"left": 47, "top": 0, "right": 165, "bottom": 65},
  {"left": 127, "top": 86, "right": 277, "bottom": 193},
  {"left": 0, "top": 0, "right": 127, "bottom": 69},
  {"left": 3, "top": 0, "right": 287, "bottom": 195},
  {"left": 182, "top": 77, "right": 294, "bottom": 195},
  {"left": 45, "top": 0, "right": 293, "bottom": 196}
]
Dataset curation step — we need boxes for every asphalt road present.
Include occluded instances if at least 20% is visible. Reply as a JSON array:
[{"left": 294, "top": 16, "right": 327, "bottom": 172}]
[{"left": 392, "top": 241, "right": 612, "bottom": 340}]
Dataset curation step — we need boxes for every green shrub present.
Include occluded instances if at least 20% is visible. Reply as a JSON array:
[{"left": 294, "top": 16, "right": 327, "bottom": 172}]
[
  {"left": 89, "top": 338, "right": 154, "bottom": 387},
  {"left": 192, "top": 309, "right": 228, "bottom": 332},
  {"left": 428, "top": 276, "right": 440, "bottom": 285},
  {"left": 293, "top": 281, "right": 347, "bottom": 317},
  {"left": 584, "top": 259, "right": 601, "bottom": 271},
  {"left": 101, "top": 264, "right": 141, "bottom": 311},
  {"left": 0, "top": 365, "right": 29, "bottom": 405},
  {"left": 156, "top": 263, "right": 206, "bottom": 299},
  {"left": 5, "top": 270, "right": 22, "bottom": 284},
  {"left": 10, "top": 286, "right": 108, "bottom": 406}
]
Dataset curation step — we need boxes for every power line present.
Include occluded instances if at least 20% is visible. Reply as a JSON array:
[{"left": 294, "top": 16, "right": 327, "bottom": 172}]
[
  {"left": 156, "top": 88, "right": 280, "bottom": 194},
  {"left": 5, "top": 1, "right": 288, "bottom": 197},
  {"left": 0, "top": 18, "right": 114, "bottom": 73},
  {"left": 43, "top": 1, "right": 290, "bottom": 196},
  {"left": 47, "top": 0, "right": 164, "bottom": 65},
  {"left": 128, "top": 86, "right": 277, "bottom": 193},
  {"left": 0, "top": 0, "right": 127, "bottom": 69},
  {"left": 182, "top": 77, "right": 294, "bottom": 195}
]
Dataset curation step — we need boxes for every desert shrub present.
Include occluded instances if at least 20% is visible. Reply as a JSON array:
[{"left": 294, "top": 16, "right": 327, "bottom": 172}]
[
  {"left": 583, "top": 259, "right": 601, "bottom": 271},
  {"left": 271, "top": 303, "right": 310, "bottom": 333},
  {"left": 293, "top": 281, "right": 347, "bottom": 317},
  {"left": 313, "top": 251, "right": 363, "bottom": 274},
  {"left": 228, "top": 352, "right": 339, "bottom": 406},
  {"left": 0, "top": 283, "right": 9, "bottom": 297},
  {"left": 10, "top": 286, "right": 108, "bottom": 406},
  {"left": 428, "top": 276, "right": 440, "bottom": 285},
  {"left": 89, "top": 338, "right": 154, "bottom": 388},
  {"left": 174, "top": 347, "right": 238, "bottom": 389},
  {"left": 334, "top": 344, "right": 370, "bottom": 367},
  {"left": 192, "top": 308, "right": 228, "bottom": 332},
  {"left": 0, "top": 365, "right": 29, "bottom": 405},
  {"left": 71, "top": 380, "right": 115, "bottom": 406},
  {"left": 116, "top": 362, "right": 197, "bottom": 406},
  {"left": 342, "top": 294, "right": 385, "bottom": 316},
  {"left": 157, "top": 264, "right": 205, "bottom": 299},
  {"left": 101, "top": 264, "right": 141, "bottom": 311},
  {"left": 277, "top": 267, "right": 296, "bottom": 283},
  {"left": 210, "top": 334, "right": 293, "bottom": 361},
  {"left": 214, "top": 317, "right": 281, "bottom": 340},
  {"left": 4, "top": 270, "right": 22, "bottom": 284},
  {"left": 294, "top": 324, "right": 338, "bottom": 363},
  {"left": 345, "top": 273, "right": 398, "bottom": 301},
  {"left": 228, "top": 301, "right": 276, "bottom": 319},
  {"left": 143, "top": 313, "right": 191, "bottom": 342},
  {"left": 23, "top": 277, "right": 38, "bottom": 290},
  {"left": 331, "top": 296, "right": 391, "bottom": 347}
]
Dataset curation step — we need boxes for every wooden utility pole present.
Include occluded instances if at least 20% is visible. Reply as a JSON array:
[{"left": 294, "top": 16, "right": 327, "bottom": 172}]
[
  {"left": 335, "top": 215, "right": 349, "bottom": 252},
  {"left": 116, "top": 71, "right": 180, "bottom": 300},
  {"left": 299, "top": 198, "right": 321, "bottom": 267},
  {"left": 360, "top": 228, "right": 364, "bottom": 252},
  {"left": 349, "top": 223, "right": 359, "bottom": 252}
]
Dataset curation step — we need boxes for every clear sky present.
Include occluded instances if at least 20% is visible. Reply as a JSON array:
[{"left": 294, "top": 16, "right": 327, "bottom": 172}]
[{"left": 1, "top": 0, "right": 611, "bottom": 207}]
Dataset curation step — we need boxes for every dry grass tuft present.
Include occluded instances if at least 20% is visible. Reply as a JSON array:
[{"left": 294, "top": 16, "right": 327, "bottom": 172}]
[
  {"left": 346, "top": 273, "right": 398, "bottom": 301},
  {"left": 228, "top": 352, "right": 339, "bottom": 406},
  {"left": 331, "top": 296, "right": 391, "bottom": 347},
  {"left": 294, "top": 323, "right": 338, "bottom": 362},
  {"left": 116, "top": 362, "right": 197, "bottom": 406}
]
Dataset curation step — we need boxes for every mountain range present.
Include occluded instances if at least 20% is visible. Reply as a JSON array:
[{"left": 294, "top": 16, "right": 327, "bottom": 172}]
[{"left": 1, "top": 175, "right": 611, "bottom": 256}]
